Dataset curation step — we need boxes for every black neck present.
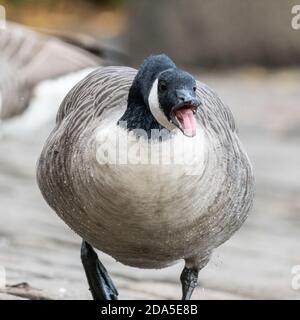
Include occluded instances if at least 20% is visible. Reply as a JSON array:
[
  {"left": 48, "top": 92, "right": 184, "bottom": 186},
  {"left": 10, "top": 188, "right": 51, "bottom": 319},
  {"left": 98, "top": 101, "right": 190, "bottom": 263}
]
[
  {"left": 118, "top": 54, "right": 176, "bottom": 138},
  {"left": 118, "top": 100, "right": 164, "bottom": 138}
]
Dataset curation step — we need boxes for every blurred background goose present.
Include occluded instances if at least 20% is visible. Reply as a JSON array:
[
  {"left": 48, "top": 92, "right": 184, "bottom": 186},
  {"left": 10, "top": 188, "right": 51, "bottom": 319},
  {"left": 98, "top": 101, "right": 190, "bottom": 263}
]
[
  {"left": 0, "top": 22, "right": 103, "bottom": 120},
  {"left": 37, "top": 54, "right": 254, "bottom": 300}
]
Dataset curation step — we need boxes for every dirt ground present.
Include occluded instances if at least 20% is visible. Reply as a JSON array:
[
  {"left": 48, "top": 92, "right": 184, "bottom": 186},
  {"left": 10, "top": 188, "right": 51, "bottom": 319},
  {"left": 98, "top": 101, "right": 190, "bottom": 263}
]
[{"left": 0, "top": 67, "right": 299, "bottom": 299}]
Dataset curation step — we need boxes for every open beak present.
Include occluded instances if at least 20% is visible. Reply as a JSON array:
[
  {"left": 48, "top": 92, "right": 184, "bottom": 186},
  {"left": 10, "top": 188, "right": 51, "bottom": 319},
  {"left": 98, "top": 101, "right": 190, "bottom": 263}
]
[{"left": 170, "top": 92, "right": 201, "bottom": 137}]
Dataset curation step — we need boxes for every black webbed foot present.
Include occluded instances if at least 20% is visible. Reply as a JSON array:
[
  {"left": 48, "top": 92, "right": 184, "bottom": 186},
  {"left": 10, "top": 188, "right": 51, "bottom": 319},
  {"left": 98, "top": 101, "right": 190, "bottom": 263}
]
[{"left": 81, "top": 240, "right": 118, "bottom": 300}]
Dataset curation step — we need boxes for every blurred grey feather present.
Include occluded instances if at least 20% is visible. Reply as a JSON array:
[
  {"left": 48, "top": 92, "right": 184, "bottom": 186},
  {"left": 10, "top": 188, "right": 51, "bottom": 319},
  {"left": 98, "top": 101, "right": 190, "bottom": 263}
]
[{"left": 0, "top": 22, "right": 102, "bottom": 120}]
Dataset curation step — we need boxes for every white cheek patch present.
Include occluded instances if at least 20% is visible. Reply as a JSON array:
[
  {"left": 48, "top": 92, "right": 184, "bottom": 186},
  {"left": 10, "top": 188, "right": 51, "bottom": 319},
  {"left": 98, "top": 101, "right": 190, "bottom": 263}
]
[{"left": 148, "top": 78, "right": 176, "bottom": 131}]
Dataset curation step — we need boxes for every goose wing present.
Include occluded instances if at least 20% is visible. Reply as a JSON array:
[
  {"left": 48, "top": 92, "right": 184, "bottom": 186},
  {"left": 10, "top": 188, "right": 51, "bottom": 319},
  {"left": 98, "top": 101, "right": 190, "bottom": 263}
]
[{"left": 55, "top": 66, "right": 136, "bottom": 125}]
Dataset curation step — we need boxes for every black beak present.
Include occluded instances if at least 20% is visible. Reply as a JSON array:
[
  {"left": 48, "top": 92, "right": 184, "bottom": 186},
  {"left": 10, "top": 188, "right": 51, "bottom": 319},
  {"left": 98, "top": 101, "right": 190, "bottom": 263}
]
[
  {"left": 169, "top": 89, "right": 202, "bottom": 137},
  {"left": 171, "top": 89, "right": 202, "bottom": 113}
]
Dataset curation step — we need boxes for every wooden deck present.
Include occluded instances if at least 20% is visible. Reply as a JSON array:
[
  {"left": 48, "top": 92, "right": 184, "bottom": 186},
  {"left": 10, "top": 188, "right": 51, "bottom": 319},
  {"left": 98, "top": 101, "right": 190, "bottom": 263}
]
[{"left": 0, "top": 68, "right": 299, "bottom": 299}]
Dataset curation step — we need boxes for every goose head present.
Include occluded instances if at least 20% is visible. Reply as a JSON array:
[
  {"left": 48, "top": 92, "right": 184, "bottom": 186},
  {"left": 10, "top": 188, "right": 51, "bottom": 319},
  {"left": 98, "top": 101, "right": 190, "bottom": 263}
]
[
  {"left": 124, "top": 54, "right": 202, "bottom": 138},
  {"left": 148, "top": 67, "right": 201, "bottom": 137}
]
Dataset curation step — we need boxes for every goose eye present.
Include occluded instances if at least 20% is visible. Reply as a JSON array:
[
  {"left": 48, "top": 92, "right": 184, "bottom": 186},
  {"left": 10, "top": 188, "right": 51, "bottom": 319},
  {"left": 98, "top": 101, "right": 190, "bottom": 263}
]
[
  {"left": 158, "top": 81, "right": 167, "bottom": 92},
  {"left": 193, "top": 87, "right": 197, "bottom": 92}
]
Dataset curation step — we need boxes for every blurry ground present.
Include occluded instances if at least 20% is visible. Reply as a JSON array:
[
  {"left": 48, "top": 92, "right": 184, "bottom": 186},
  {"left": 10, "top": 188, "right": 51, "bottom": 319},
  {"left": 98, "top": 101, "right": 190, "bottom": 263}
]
[{"left": 0, "top": 67, "right": 299, "bottom": 300}]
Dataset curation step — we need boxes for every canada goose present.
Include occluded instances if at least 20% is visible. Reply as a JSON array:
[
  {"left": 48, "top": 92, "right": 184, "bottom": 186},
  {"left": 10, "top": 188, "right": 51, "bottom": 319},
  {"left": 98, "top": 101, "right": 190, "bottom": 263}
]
[
  {"left": 0, "top": 22, "right": 102, "bottom": 120},
  {"left": 37, "top": 54, "right": 254, "bottom": 300}
]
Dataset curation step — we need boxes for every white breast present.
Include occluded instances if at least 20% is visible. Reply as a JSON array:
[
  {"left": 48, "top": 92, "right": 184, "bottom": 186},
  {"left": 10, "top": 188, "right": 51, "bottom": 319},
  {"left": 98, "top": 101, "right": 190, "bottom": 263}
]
[
  {"left": 95, "top": 119, "right": 207, "bottom": 177},
  {"left": 90, "top": 118, "right": 208, "bottom": 227}
]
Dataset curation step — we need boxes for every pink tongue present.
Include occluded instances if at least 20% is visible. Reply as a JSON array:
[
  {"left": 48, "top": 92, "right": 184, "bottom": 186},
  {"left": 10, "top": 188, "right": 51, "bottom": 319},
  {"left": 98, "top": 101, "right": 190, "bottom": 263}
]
[{"left": 175, "top": 108, "right": 197, "bottom": 137}]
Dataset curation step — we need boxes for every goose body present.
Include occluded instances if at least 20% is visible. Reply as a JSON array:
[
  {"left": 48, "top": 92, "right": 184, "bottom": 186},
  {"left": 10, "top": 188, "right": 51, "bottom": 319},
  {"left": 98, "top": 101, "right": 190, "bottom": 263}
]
[{"left": 37, "top": 55, "right": 254, "bottom": 299}]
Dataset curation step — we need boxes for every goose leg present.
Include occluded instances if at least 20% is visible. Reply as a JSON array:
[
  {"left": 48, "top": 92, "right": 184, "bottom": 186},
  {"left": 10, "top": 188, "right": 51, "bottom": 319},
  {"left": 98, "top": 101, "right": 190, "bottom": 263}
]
[
  {"left": 180, "top": 267, "right": 199, "bottom": 300},
  {"left": 81, "top": 240, "right": 118, "bottom": 300}
]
